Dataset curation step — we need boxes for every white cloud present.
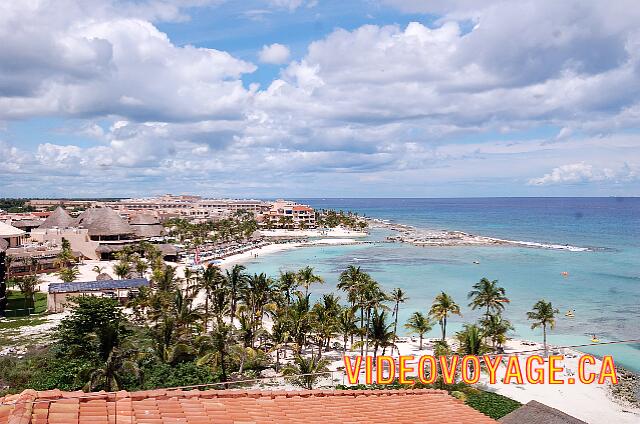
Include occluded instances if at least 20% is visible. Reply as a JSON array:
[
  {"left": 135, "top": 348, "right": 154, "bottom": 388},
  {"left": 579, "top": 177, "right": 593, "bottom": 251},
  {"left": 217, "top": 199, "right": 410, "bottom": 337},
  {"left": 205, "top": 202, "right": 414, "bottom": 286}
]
[
  {"left": 0, "top": 1, "right": 256, "bottom": 121},
  {"left": 2, "top": 0, "right": 640, "bottom": 196},
  {"left": 259, "top": 43, "right": 291, "bottom": 64},
  {"left": 528, "top": 162, "right": 637, "bottom": 186},
  {"left": 265, "top": 0, "right": 316, "bottom": 11}
]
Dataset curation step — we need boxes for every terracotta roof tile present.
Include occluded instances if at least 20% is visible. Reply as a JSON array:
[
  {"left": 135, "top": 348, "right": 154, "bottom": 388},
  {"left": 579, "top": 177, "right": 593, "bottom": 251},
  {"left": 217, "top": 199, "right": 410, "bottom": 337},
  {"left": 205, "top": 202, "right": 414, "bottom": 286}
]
[{"left": 1, "top": 388, "right": 497, "bottom": 424}]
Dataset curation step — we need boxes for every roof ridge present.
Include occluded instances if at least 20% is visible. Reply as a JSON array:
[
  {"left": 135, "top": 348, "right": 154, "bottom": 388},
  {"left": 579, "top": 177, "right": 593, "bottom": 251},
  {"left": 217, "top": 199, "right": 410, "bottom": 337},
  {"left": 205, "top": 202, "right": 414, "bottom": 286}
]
[{"left": 1, "top": 388, "right": 449, "bottom": 404}]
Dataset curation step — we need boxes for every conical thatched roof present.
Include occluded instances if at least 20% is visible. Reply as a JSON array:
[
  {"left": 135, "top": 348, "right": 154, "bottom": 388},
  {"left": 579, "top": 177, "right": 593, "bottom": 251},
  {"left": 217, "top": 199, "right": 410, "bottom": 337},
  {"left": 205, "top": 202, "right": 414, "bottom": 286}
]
[
  {"left": 75, "top": 207, "right": 135, "bottom": 237},
  {"left": 39, "top": 206, "right": 75, "bottom": 229},
  {"left": 130, "top": 214, "right": 160, "bottom": 225},
  {"left": 96, "top": 272, "right": 114, "bottom": 281},
  {"left": 130, "top": 214, "right": 165, "bottom": 237}
]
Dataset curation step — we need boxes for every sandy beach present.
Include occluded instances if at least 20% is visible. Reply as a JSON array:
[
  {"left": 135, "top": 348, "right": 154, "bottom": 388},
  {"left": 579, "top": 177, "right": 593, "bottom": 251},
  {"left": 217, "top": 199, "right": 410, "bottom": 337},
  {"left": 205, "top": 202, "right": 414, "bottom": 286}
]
[{"left": 9, "top": 237, "right": 638, "bottom": 424}]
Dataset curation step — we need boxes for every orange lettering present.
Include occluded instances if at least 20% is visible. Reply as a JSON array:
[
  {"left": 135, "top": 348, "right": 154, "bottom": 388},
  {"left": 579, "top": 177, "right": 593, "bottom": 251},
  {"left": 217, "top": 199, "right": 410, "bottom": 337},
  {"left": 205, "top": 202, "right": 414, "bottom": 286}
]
[
  {"left": 598, "top": 356, "right": 618, "bottom": 384},
  {"left": 343, "top": 356, "right": 362, "bottom": 384},
  {"left": 399, "top": 355, "right": 415, "bottom": 385},
  {"left": 578, "top": 355, "right": 596, "bottom": 384},
  {"left": 483, "top": 355, "right": 502, "bottom": 384},
  {"left": 418, "top": 355, "right": 437, "bottom": 384},
  {"left": 376, "top": 356, "right": 395, "bottom": 384},
  {"left": 525, "top": 355, "right": 544, "bottom": 384},
  {"left": 439, "top": 355, "right": 459, "bottom": 385}
]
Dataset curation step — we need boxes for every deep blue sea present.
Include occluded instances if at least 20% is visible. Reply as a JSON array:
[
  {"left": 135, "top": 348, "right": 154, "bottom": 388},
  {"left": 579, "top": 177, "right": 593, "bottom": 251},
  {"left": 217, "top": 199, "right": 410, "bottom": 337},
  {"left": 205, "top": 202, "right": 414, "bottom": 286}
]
[{"left": 244, "top": 198, "right": 640, "bottom": 371}]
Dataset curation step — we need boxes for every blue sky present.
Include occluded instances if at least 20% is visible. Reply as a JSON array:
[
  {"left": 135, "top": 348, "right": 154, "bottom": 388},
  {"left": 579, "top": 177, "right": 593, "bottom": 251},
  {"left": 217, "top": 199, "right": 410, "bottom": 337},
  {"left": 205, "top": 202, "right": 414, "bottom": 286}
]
[{"left": 1, "top": 0, "right": 639, "bottom": 198}]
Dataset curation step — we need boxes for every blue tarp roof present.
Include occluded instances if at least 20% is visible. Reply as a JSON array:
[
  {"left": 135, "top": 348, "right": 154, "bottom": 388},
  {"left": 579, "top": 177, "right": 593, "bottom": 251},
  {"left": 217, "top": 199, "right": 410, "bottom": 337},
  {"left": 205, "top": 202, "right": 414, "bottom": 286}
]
[{"left": 48, "top": 278, "right": 149, "bottom": 293}]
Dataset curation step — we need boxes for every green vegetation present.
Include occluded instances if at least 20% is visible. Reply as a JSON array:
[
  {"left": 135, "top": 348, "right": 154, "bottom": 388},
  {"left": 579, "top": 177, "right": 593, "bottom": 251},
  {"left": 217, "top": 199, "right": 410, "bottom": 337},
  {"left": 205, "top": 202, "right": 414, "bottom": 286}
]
[
  {"left": 0, "top": 199, "right": 35, "bottom": 213},
  {"left": 316, "top": 210, "right": 368, "bottom": 230},
  {"left": 526, "top": 299, "right": 559, "bottom": 356},
  {"left": 1, "top": 245, "right": 551, "bottom": 416},
  {"left": 4, "top": 291, "right": 46, "bottom": 317},
  {"left": 464, "top": 389, "right": 522, "bottom": 419},
  {"left": 164, "top": 212, "right": 258, "bottom": 247}
]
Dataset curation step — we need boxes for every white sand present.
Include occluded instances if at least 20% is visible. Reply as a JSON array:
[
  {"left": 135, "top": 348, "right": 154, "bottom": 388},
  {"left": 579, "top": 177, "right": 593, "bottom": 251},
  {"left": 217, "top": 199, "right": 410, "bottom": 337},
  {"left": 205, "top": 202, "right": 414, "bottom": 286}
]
[
  {"left": 259, "top": 227, "right": 367, "bottom": 238},
  {"left": 325, "top": 338, "right": 640, "bottom": 424},
  {"left": 21, "top": 246, "right": 640, "bottom": 423}
]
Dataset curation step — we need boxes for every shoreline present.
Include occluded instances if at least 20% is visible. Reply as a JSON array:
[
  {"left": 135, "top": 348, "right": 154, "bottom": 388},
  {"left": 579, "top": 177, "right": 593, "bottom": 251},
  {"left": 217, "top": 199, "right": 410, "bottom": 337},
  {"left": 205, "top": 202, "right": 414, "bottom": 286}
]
[{"left": 368, "top": 218, "right": 594, "bottom": 251}]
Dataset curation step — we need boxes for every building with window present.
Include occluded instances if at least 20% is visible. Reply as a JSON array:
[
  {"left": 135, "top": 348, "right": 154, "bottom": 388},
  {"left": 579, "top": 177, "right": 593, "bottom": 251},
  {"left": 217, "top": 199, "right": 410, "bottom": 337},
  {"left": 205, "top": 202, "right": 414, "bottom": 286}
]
[
  {"left": 47, "top": 278, "right": 150, "bottom": 312},
  {"left": 265, "top": 200, "right": 316, "bottom": 228}
]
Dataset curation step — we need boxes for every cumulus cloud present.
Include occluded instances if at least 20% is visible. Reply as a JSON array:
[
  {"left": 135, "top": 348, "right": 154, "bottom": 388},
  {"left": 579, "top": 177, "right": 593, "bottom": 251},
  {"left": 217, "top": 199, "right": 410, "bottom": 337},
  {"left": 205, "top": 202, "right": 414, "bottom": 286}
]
[
  {"left": 0, "top": 1, "right": 256, "bottom": 121},
  {"left": 259, "top": 43, "right": 291, "bottom": 64},
  {"left": 528, "top": 162, "right": 637, "bottom": 186},
  {"left": 2, "top": 0, "right": 640, "bottom": 196}
]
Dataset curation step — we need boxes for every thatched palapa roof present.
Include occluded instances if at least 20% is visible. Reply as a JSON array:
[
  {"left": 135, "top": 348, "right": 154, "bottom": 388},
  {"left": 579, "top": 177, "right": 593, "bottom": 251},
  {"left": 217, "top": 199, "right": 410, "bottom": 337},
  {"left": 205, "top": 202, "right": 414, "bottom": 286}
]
[
  {"left": 96, "top": 272, "right": 114, "bottom": 281},
  {"left": 75, "top": 207, "right": 135, "bottom": 237},
  {"left": 39, "top": 206, "right": 76, "bottom": 229},
  {"left": 499, "top": 401, "right": 587, "bottom": 424},
  {"left": 0, "top": 238, "right": 8, "bottom": 252},
  {"left": 130, "top": 214, "right": 165, "bottom": 238}
]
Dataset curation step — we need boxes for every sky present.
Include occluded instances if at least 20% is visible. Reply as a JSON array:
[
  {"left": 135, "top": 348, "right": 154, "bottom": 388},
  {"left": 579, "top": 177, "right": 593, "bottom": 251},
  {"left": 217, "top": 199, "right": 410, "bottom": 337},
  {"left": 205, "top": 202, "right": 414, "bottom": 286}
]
[{"left": 1, "top": 0, "right": 639, "bottom": 198}]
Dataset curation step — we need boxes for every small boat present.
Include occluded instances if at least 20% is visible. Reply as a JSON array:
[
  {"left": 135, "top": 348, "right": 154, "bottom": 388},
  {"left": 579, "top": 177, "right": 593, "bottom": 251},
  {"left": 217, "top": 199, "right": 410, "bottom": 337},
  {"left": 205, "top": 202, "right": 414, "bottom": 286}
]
[
  {"left": 591, "top": 334, "right": 600, "bottom": 343},
  {"left": 565, "top": 311, "right": 574, "bottom": 318},
  {"left": 473, "top": 260, "right": 480, "bottom": 264}
]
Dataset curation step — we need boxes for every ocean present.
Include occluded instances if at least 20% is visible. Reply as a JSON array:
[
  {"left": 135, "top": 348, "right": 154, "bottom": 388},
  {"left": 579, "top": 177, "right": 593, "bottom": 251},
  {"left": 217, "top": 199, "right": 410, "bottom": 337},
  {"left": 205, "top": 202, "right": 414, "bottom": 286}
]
[{"left": 243, "top": 198, "right": 640, "bottom": 371}]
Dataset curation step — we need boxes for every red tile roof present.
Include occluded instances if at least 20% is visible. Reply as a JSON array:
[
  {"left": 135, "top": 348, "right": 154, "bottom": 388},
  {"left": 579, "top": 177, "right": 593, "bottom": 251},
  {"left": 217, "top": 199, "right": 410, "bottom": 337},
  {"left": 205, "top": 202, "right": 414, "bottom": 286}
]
[{"left": 0, "top": 388, "right": 498, "bottom": 424}]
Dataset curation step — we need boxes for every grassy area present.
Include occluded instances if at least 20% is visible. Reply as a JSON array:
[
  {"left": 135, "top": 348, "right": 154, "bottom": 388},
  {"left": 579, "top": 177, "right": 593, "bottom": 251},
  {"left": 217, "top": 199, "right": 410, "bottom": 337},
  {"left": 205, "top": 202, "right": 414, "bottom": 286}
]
[
  {"left": 5, "top": 291, "right": 47, "bottom": 317},
  {"left": 0, "top": 316, "right": 48, "bottom": 347},
  {"left": 464, "top": 389, "right": 522, "bottom": 419}
]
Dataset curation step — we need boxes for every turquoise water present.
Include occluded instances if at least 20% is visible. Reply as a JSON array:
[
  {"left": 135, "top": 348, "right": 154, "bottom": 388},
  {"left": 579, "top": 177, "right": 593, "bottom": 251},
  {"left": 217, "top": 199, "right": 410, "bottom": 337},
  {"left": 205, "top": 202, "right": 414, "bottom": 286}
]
[{"left": 244, "top": 198, "right": 640, "bottom": 372}]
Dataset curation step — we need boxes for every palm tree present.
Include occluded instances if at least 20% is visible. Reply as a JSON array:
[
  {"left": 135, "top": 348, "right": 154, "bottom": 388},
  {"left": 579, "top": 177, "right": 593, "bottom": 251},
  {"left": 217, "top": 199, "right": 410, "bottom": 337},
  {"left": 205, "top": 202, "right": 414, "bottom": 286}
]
[
  {"left": 404, "top": 311, "right": 433, "bottom": 350},
  {"left": 311, "top": 294, "right": 340, "bottom": 356},
  {"left": 455, "top": 324, "right": 490, "bottom": 356},
  {"left": 269, "top": 312, "right": 290, "bottom": 371},
  {"left": 468, "top": 278, "right": 509, "bottom": 318},
  {"left": 390, "top": 288, "right": 408, "bottom": 355},
  {"left": 199, "top": 265, "right": 225, "bottom": 329},
  {"left": 225, "top": 264, "right": 249, "bottom": 323},
  {"left": 337, "top": 307, "right": 358, "bottom": 354},
  {"left": 92, "top": 265, "right": 105, "bottom": 276},
  {"left": 429, "top": 291, "right": 462, "bottom": 341},
  {"left": 113, "top": 261, "right": 131, "bottom": 280},
  {"left": 297, "top": 266, "right": 324, "bottom": 297},
  {"left": 338, "top": 265, "right": 366, "bottom": 308},
  {"left": 15, "top": 274, "right": 40, "bottom": 314},
  {"left": 480, "top": 313, "right": 514, "bottom": 350},
  {"left": 282, "top": 354, "right": 330, "bottom": 390},
  {"left": 527, "top": 299, "right": 559, "bottom": 356},
  {"left": 152, "top": 265, "right": 178, "bottom": 292},
  {"left": 277, "top": 270, "right": 299, "bottom": 307},
  {"left": 83, "top": 344, "right": 139, "bottom": 392},
  {"left": 57, "top": 266, "right": 80, "bottom": 283},
  {"left": 368, "top": 310, "right": 395, "bottom": 363},
  {"left": 197, "top": 323, "right": 234, "bottom": 382}
]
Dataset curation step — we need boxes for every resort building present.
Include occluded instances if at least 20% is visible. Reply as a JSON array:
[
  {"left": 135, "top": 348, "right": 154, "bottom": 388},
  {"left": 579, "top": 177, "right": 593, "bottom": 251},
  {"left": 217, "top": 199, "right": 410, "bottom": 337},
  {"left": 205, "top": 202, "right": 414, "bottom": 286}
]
[
  {"left": 26, "top": 199, "right": 95, "bottom": 211},
  {"left": 0, "top": 388, "right": 499, "bottom": 423},
  {"left": 47, "top": 278, "right": 150, "bottom": 313},
  {"left": 499, "top": 400, "right": 588, "bottom": 424},
  {"left": 4, "top": 247, "right": 81, "bottom": 277},
  {"left": 0, "top": 222, "right": 26, "bottom": 248},
  {"left": 129, "top": 214, "right": 165, "bottom": 238},
  {"left": 265, "top": 199, "right": 316, "bottom": 228},
  {"left": 105, "top": 194, "right": 269, "bottom": 214},
  {"left": 38, "top": 206, "right": 76, "bottom": 229},
  {"left": 29, "top": 228, "right": 98, "bottom": 260}
]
